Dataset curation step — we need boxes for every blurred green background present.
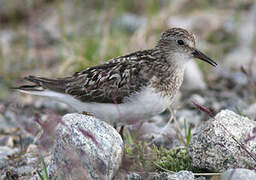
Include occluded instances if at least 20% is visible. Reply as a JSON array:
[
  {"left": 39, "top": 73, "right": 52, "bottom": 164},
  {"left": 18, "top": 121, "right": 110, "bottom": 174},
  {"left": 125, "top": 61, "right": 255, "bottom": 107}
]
[{"left": 0, "top": 0, "right": 255, "bottom": 99}]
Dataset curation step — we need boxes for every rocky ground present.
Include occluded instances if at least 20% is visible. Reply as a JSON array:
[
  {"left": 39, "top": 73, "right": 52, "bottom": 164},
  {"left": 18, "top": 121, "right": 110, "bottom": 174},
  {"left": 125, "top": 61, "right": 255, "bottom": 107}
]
[{"left": 1, "top": 0, "right": 256, "bottom": 179}]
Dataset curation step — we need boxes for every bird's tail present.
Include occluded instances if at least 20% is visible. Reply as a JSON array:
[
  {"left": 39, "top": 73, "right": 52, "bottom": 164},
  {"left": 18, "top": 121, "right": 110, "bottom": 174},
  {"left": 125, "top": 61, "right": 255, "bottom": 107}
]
[{"left": 14, "top": 75, "right": 70, "bottom": 96}]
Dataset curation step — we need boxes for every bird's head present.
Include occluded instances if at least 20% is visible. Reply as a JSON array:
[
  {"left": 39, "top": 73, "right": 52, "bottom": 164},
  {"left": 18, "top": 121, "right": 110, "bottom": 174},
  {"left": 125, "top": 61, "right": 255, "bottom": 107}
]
[{"left": 156, "top": 27, "right": 217, "bottom": 67}]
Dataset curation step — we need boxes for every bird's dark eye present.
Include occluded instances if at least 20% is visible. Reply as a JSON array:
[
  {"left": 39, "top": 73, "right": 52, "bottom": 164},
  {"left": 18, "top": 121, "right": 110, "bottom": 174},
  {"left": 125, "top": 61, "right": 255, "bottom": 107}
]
[{"left": 177, "top": 40, "right": 184, "bottom": 45}]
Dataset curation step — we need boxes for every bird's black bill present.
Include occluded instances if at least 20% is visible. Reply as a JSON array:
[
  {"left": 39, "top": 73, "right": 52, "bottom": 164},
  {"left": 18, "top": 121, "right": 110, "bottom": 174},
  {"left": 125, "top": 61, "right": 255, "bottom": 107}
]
[{"left": 192, "top": 49, "right": 217, "bottom": 67}]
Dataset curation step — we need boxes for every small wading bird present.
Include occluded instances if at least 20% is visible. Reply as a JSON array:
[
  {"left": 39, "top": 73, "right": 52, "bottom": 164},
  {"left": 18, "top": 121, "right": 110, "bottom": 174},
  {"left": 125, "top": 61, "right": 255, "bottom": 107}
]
[{"left": 16, "top": 28, "right": 217, "bottom": 125}]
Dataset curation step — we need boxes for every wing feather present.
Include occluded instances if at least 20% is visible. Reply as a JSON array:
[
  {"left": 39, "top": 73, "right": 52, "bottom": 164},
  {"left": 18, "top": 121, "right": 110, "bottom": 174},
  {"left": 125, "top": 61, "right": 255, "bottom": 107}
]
[{"left": 66, "top": 60, "right": 150, "bottom": 104}]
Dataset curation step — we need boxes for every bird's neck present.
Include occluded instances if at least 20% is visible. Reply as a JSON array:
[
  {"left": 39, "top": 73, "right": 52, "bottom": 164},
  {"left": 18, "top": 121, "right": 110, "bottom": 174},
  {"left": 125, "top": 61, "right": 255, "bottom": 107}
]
[{"left": 151, "top": 63, "right": 185, "bottom": 99}]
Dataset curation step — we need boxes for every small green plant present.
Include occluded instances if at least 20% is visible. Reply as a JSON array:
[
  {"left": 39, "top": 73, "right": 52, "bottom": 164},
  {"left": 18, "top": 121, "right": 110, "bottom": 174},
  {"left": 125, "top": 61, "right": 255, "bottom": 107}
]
[
  {"left": 184, "top": 119, "right": 192, "bottom": 148},
  {"left": 37, "top": 157, "right": 49, "bottom": 180},
  {"left": 154, "top": 147, "right": 195, "bottom": 172},
  {"left": 123, "top": 128, "right": 135, "bottom": 145},
  {"left": 124, "top": 140, "right": 156, "bottom": 171},
  {"left": 123, "top": 127, "right": 195, "bottom": 173}
]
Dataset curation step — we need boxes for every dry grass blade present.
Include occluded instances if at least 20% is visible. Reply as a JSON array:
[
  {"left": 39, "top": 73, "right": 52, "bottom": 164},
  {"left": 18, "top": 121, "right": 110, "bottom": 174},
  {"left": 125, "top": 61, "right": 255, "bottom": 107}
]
[
  {"left": 192, "top": 101, "right": 214, "bottom": 118},
  {"left": 152, "top": 161, "right": 176, "bottom": 174},
  {"left": 168, "top": 108, "right": 186, "bottom": 146}
]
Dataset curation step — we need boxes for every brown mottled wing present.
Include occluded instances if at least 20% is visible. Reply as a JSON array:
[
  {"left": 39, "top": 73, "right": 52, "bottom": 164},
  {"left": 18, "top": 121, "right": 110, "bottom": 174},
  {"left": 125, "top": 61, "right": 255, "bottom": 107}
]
[{"left": 65, "top": 53, "right": 152, "bottom": 104}]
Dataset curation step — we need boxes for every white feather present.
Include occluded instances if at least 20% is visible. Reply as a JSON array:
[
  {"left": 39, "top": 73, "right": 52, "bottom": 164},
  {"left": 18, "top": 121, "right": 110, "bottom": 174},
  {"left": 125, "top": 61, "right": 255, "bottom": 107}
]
[{"left": 18, "top": 87, "right": 171, "bottom": 125}]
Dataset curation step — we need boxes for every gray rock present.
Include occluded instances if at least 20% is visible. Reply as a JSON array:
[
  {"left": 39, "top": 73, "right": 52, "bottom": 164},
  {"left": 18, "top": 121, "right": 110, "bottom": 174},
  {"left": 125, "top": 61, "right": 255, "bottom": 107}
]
[
  {"left": 49, "top": 113, "right": 123, "bottom": 180},
  {"left": 189, "top": 94, "right": 206, "bottom": 106},
  {"left": 139, "top": 118, "right": 177, "bottom": 148},
  {"left": 0, "top": 146, "right": 19, "bottom": 158},
  {"left": 218, "top": 93, "right": 248, "bottom": 112},
  {"left": 221, "top": 168, "right": 256, "bottom": 180},
  {"left": 176, "top": 109, "right": 201, "bottom": 127},
  {"left": 169, "top": 171, "right": 194, "bottom": 180},
  {"left": 223, "top": 47, "right": 253, "bottom": 70},
  {"left": 148, "top": 171, "right": 194, "bottom": 180},
  {"left": 126, "top": 172, "right": 142, "bottom": 180},
  {"left": 229, "top": 72, "right": 248, "bottom": 86},
  {"left": 189, "top": 110, "right": 256, "bottom": 171},
  {"left": 17, "top": 165, "right": 34, "bottom": 176}
]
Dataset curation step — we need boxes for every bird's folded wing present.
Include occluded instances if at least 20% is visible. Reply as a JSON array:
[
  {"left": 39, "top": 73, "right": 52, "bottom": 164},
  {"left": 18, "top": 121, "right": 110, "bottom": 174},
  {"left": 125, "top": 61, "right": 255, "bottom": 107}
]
[{"left": 65, "top": 61, "right": 149, "bottom": 104}]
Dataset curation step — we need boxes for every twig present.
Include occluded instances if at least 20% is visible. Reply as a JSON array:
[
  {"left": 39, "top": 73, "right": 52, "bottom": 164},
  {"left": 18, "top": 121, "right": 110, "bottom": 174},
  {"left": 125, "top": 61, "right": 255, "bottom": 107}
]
[
  {"left": 152, "top": 161, "right": 176, "bottom": 174},
  {"left": 193, "top": 172, "right": 221, "bottom": 176},
  {"left": 220, "top": 124, "right": 256, "bottom": 162}
]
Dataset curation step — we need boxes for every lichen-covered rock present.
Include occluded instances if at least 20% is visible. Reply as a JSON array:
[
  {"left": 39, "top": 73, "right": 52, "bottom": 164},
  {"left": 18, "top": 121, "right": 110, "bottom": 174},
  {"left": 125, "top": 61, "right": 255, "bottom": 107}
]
[
  {"left": 49, "top": 113, "right": 123, "bottom": 180},
  {"left": 221, "top": 168, "right": 256, "bottom": 180},
  {"left": 188, "top": 110, "right": 256, "bottom": 171}
]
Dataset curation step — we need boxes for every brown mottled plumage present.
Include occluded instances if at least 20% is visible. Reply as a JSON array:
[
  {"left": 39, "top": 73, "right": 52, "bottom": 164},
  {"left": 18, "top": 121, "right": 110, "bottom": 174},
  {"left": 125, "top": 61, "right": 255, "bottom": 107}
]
[{"left": 17, "top": 28, "right": 216, "bottom": 124}]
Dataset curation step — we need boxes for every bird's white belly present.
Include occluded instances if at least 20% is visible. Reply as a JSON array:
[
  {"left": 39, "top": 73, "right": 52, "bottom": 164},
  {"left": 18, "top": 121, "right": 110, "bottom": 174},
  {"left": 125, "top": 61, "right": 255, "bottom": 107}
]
[
  {"left": 28, "top": 87, "right": 171, "bottom": 125},
  {"left": 57, "top": 87, "right": 171, "bottom": 125}
]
